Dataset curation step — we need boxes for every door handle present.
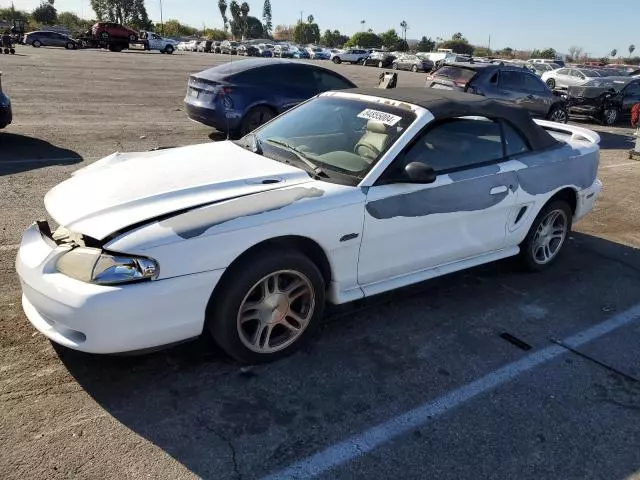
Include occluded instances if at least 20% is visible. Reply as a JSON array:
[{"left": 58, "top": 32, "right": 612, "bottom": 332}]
[{"left": 490, "top": 186, "right": 508, "bottom": 195}]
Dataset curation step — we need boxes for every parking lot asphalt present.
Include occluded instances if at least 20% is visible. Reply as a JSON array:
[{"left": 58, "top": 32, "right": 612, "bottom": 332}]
[{"left": 1, "top": 47, "right": 640, "bottom": 480}]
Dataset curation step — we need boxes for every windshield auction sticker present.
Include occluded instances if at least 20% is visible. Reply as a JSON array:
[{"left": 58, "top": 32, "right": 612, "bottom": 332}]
[{"left": 357, "top": 109, "right": 402, "bottom": 126}]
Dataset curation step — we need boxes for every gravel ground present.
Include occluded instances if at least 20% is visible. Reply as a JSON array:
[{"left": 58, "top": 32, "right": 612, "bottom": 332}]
[{"left": 1, "top": 46, "right": 640, "bottom": 480}]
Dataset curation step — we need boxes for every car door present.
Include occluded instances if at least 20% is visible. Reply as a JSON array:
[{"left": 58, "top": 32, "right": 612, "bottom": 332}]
[
  {"left": 522, "top": 72, "right": 553, "bottom": 116},
  {"left": 554, "top": 68, "right": 571, "bottom": 88},
  {"left": 496, "top": 70, "right": 529, "bottom": 106},
  {"left": 621, "top": 81, "right": 640, "bottom": 119},
  {"left": 358, "top": 116, "right": 520, "bottom": 287}
]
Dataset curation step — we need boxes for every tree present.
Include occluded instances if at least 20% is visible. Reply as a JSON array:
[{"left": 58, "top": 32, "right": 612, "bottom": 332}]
[
  {"left": 90, "top": 0, "right": 151, "bottom": 28},
  {"left": 262, "top": 0, "right": 272, "bottom": 36},
  {"left": 531, "top": 47, "right": 556, "bottom": 59},
  {"left": 399, "top": 20, "right": 408, "bottom": 41},
  {"left": 218, "top": 0, "right": 228, "bottom": 33},
  {"left": 32, "top": 1, "right": 57, "bottom": 25},
  {"left": 160, "top": 19, "right": 197, "bottom": 37},
  {"left": 630, "top": 44, "right": 636, "bottom": 56},
  {"left": 380, "top": 29, "right": 407, "bottom": 51},
  {"left": 203, "top": 28, "right": 227, "bottom": 40},
  {"left": 292, "top": 19, "right": 320, "bottom": 45},
  {"left": 416, "top": 36, "right": 435, "bottom": 52},
  {"left": 228, "top": 0, "right": 241, "bottom": 38},
  {"left": 307, "top": 14, "right": 314, "bottom": 24},
  {"left": 610, "top": 49, "right": 617, "bottom": 57},
  {"left": 273, "top": 24, "right": 293, "bottom": 41},
  {"left": 320, "top": 29, "right": 349, "bottom": 48},
  {"left": 345, "top": 31, "right": 382, "bottom": 49},
  {"left": 56, "top": 11, "right": 93, "bottom": 31},
  {"left": 438, "top": 38, "right": 473, "bottom": 55},
  {"left": 567, "top": 46, "right": 583, "bottom": 62},
  {"left": 452, "top": 32, "right": 463, "bottom": 40},
  {"left": 473, "top": 46, "right": 492, "bottom": 57},
  {"left": 500, "top": 46, "right": 514, "bottom": 58}
]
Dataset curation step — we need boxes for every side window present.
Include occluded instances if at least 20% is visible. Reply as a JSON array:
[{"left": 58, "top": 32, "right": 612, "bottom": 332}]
[
  {"left": 402, "top": 118, "right": 503, "bottom": 173},
  {"left": 313, "top": 70, "right": 354, "bottom": 91},
  {"left": 499, "top": 71, "right": 526, "bottom": 90},
  {"left": 284, "top": 65, "right": 316, "bottom": 86},
  {"left": 502, "top": 122, "right": 530, "bottom": 156},
  {"left": 624, "top": 83, "right": 640, "bottom": 98},
  {"left": 557, "top": 68, "right": 568, "bottom": 75},
  {"left": 523, "top": 73, "right": 546, "bottom": 92}
]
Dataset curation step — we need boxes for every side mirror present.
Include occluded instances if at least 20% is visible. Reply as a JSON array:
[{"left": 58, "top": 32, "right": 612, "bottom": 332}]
[{"left": 404, "top": 162, "right": 436, "bottom": 183}]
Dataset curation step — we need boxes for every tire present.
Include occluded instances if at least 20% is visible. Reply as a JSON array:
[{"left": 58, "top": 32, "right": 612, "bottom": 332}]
[
  {"left": 545, "top": 78, "right": 556, "bottom": 89},
  {"left": 32, "top": 39, "right": 41, "bottom": 48},
  {"left": 519, "top": 200, "right": 572, "bottom": 272},
  {"left": 332, "top": 57, "right": 341, "bottom": 64},
  {"left": 378, "top": 61, "right": 384, "bottom": 68},
  {"left": 65, "top": 42, "right": 75, "bottom": 50},
  {"left": 109, "top": 44, "right": 123, "bottom": 53},
  {"left": 392, "top": 63, "right": 398, "bottom": 70},
  {"left": 164, "top": 45, "right": 174, "bottom": 54},
  {"left": 547, "top": 105, "right": 568, "bottom": 124},
  {"left": 207, "top": 249, "right": 326, "bottom": 364},
  {"left": 411, "top": 65, "right": 418, "bottom": 72},
  {"left": 601, "top": 107, "right": 619, "bottom": 126},
  {"left": 239, "top": 106, "right": 274, "bottom": 137},
  {"left": 129, "top": 34, "right": 137, "bottom": 42}
]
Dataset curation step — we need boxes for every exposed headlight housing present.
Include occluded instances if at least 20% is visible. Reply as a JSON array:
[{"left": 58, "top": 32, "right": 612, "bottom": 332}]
[{"left": 55, "top": 247, "right": 159, "bottom": 285}]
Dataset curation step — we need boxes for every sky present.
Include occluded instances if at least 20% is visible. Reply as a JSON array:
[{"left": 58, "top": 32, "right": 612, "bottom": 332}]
[{"left": 8, "top": 0, "right": 640, "bottom": 57}]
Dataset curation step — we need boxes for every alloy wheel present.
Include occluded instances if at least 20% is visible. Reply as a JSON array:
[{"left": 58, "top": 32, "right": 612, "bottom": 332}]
[
  {"left": 531, "top": 209, "right": 568, "bottom": 265},
  {"left": 237, "top": 270, "right": 315, "bottom": 353},
  {"left": 550, "top": 108, "right": 567, "bottom": 123}
]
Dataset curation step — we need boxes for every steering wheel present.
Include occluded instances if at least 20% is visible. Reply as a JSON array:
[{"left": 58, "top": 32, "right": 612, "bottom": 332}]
[{"left": 354, "top": 142, "right": 380, "bottom": 160}]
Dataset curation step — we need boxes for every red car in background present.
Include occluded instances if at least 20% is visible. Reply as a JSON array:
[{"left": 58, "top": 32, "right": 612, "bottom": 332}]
[{"left": 91, "top": 22, "right": 138, "bottom": 42}]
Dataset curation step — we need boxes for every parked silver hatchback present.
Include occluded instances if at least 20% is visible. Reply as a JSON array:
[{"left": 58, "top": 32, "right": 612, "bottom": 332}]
[{"left": 24, "top": 31, "right": 78, "bottom": 49}]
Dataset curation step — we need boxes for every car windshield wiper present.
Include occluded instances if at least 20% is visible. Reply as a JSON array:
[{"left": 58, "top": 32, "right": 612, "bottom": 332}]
[{"left": 264, "top": 138, "right": 329, "bottom": 179}]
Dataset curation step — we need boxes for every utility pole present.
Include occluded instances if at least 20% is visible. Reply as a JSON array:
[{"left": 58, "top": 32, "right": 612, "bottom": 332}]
[
  {"left": 300, "top": 11, "right": 303, "bottom": 23},
  {"left": 159, "top": 0, "right": 164, "bottom": 35},
  {"left": 488, "top": 34, "right": 491, "bottom": 51}
]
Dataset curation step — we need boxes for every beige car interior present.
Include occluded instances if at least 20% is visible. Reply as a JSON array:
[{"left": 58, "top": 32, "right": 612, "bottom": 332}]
[{"left": 354, "top": 120, "right": 393, "bottom": 161}]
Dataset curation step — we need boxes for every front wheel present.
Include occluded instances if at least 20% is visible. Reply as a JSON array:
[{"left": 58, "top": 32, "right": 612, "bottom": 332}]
[
  {"left": 32, "top": 39, "right": 42, "bottom": 48},
  {"left": 546, "top": 78, "right": 556, "bottom": 89},
  {"left": 411, "top": 65, "right": 418, "bottom": 72},
  {"left": 207, "top": 250, "right": 326, "bottom": 364},
  {"left": 392, "top": 63, "right": 398, "bottom": 70},
  {"left": 547, "top": 105, "right": 568, "bottom": 123},
  {"left": 65, "top": 42, "right": 75, "bottom": 50},
  {"left": 164, "top": 45, "right": 174, "bottom": 54},
  {"left": 520, "top": 200, "right": 572, "bottom": 272},
  {"left": 378, "top": 61, "right": 384, "bottom": 68},
  {"left": 332, "top": 57, "right": 341, "bottom": 64},
  {"left": 129, "top": 34, "right": 137, "bottom": 42},
  {"left": 602, "top": 107, "right": 619, "bottom": 126}
]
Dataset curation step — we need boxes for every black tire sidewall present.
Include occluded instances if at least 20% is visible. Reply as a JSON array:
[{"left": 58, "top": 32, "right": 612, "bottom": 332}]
[
  {"left": 239, "top": 106, "right": 273, "bottom": 137},
  {"left": 207, "top": 250, "right": 326, "bottom": 364},
  {"left": 546, "top": 78, "right": 555, "bottom": 89},
  {"left": 603, "top": 108, "right": 619, "bottom": 125},
  {"left": 520, "top": 200, "right": 572, "bottom": 272},
  {"left": 33, "top": 40, "right": 41, "bottom": 47}
]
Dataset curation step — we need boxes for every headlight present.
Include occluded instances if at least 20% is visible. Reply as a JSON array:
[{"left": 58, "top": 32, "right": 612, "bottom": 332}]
[{"left": 55, "top": 247, "right": 159, "bottom": 285}]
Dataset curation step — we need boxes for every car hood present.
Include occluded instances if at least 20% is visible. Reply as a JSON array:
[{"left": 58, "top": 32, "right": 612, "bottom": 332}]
[{"left": 45, "top": 141, "right": 312, "bottom": 240}]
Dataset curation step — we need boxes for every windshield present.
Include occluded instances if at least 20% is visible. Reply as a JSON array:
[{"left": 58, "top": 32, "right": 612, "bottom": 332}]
[
  {"left": 237, "top": 96, "right": 417, "bottom": 184},
  {"left": 313, "top": 48, "right": 323, "bottom": 52}
]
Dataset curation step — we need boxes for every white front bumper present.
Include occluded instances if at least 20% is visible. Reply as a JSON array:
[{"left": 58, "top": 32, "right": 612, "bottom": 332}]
[{"left": 16, "top": 223, "right": 224, "bottom": 354}]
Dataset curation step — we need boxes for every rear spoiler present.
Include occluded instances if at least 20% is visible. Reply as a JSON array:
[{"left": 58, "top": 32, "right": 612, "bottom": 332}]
[{"left": 534, "top": 119, "right": 601, "bottom": 145}]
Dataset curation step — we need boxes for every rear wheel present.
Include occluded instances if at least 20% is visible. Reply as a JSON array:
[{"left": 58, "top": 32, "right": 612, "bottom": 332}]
[
  {"left": 411, "top": 65, "right": 418, "bottom": 72},
  {"left": 547, "top": 105, "right": 568, "bottom": 123},
  {"left": 378, "top": 61, "right": 384, "bottom": 68},
  {"left": 32, "top": 39, "right": 42, "bottom": 48},
  {"left": 520, "top": 200, "right": 572, "bottom": 272},
  {"left": 65, "top": 42, "right": 75, "bottom": 50},
  {"left": 545, "top": 78, "right": 556, "bottom": 89},
  {"left": 332, "top": 57, "right": 341, "bottom": 64},
  {"left": 239, "top": 106, "right": 274, "bottom": 137},
  {"left": 392, "top": 63, "right": 398, "bottom": 70},
  {"left": 128, "top": 34, "right": 137, "bottom": 42},
  {"left": 207, "top": 250, "right": 325, "bottom": 364},
  {"left": 602, "top": 107, "right": 619, "bottom": 126},
  {"left": 164, "top": 45, "right": 174, "bottom": 54}
]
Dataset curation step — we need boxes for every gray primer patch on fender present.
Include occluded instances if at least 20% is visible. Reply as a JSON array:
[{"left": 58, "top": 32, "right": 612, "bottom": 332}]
[
  {"left": 159, "top": 187, "right": 324, "bottom": 239},
  {"left": 516, "top": 145, "right": 598, "bottom": 195},
  {"left": 366, "top": 172, "right": 517, "bottom": 220}
]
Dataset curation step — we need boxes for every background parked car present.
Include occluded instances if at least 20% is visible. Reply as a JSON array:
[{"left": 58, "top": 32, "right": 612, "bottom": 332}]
[
  {"left": 221, "top": 40, "right": 239, "bottom": 55},
  {"left": 257, "top": 43, "right": 275, "bottom": 57},
  {"left": 184, "top": 58, "right": 357, "bottom": 136},
  {"left": 331, "top": 48, "right": 368, "bottom": 64},
  {"left": 24, "top": 31, "right": 78, "bottom": 49},
  {"left": 177, "top": 41, "right": 187, "bottom": 51},
  {"left": 567, "top": 77, "right": 640, "bottom": 125},
  {"left": 362, "top": 51, "right": 396, "bottom": 68},
  {"left": 306, "top": 47, "right": 330, "bottom": 60},
  {"left": 526, "top": 63, "right": 559, "bottom": 76},
  {"left": 197, "top": 40, "right": 213, "bottom": 53},
  {"left": 290, "top": 46, "right": 310, "bottom": 59},
  {"left": 0, "top": 72, "right": 11, "bottom": 129},
  {"left": 238, "top": 44, "right": 260, "bottom": 56},
  {"left": 542, "top": 67, "right": 602, "bottom": 90},
  {"left": 426, "top": 63, "right": 568, "bottom": 123},
  {"left": 212, "top": 41, "right": 222, "bottom": 53},
  {"left": 91, "top": 22, "right": 138, "bottom": 42},
  {"left": 393, "top": 54, "right": 434, "bottom": 72},
  {"left": 274, "top": 44, "right": 293, "bottom": 58}
]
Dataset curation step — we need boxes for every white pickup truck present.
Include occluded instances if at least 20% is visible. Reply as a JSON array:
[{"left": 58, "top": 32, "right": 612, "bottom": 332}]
[{"left": 137, "top": 31, "right": 178, "bottom": 54}]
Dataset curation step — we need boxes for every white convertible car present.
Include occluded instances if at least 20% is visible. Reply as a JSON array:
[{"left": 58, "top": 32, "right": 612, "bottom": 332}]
[{"left": 16, "top": 88, "right": 602, "bottom": 363}]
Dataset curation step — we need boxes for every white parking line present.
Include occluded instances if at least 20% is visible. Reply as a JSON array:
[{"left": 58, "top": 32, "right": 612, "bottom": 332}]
[{"left": 262, "top": 303, "right": 640, "bottom": 480}]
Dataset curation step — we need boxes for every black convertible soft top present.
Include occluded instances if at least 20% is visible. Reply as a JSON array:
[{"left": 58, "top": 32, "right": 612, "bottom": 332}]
[{"left": 344, "top": 87, "right": 559, "bottom": 151}]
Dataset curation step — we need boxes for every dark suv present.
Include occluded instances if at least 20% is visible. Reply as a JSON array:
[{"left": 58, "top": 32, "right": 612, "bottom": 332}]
[{"left": 427, "top": 63, "right": 568, "bottom": 123}]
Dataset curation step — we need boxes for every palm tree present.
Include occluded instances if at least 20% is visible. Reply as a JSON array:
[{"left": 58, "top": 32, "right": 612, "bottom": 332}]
[
  {"left": 307, "top": 14, "right": 314, "bottom": 24},
  {"left": 610, "top": 48, "right": 617, "bottom": 58},
  {"left": 360, "top": 20, "right": 365, "bottom": 31},
  {"left": 240, "top": 2, "right": 249, "bottom": 37},
  {"left": 400, "top": 20, "right": 408, "bottom": 41},
  {"left": 218, "top": 0, "right": 228, "bottom": 33},
  {"left": 630, "top": 44, "right": 636, "bottom": 56}
]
